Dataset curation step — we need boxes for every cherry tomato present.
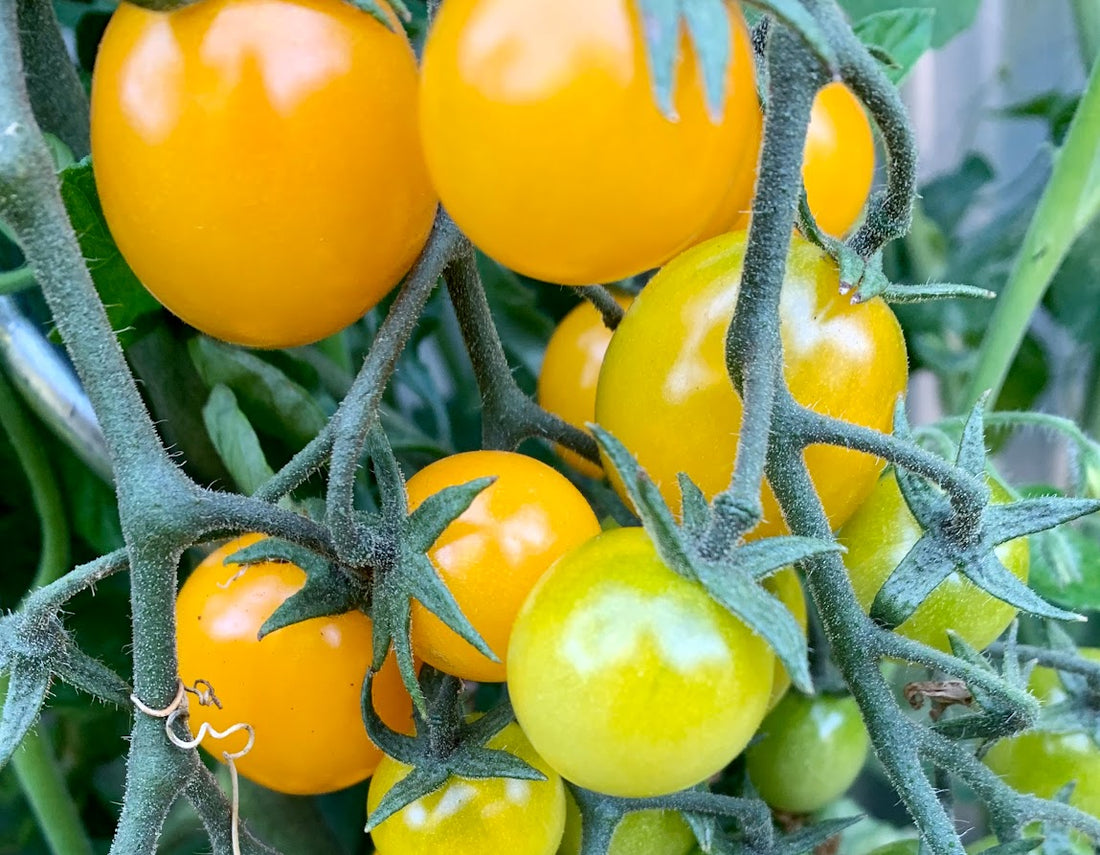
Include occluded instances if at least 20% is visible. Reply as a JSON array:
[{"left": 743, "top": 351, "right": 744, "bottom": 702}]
[
  {"left": 419, "top": 0, "right": 762, "bottom": 285},
  {"left": 175, "top": 534, "right": 413, "bottom": 795},
  {"left": 407, "top": 451, "right": 601, "bottom": 683},
  {"left": 983, "top": 648, "right": 1100, "bottom": 820},
  {"left": 765, "top": 568, "right": 808, "bottom": 711},
  {"left": 91, "top": 0, "right": 436, "bottom": 348},
  {"left": 508, "top": 527, "right": 774, "bottom": 797},
  {"left": 745, "top": 692, "right": 869, "bottom": 813},
  {"left": 538, "top": 293, "right": 633, "bottom": 478},
  {"left": 837, "top": 472, "right": 1029, "bottom": 652},
  {"left": 367, "top": 721, "right": 566, "bottom": 855},
  {"left": 595, "top": 230, "right": 907, "bottom": 539},
  {"left": 558, "top": 790, "right": 695, "bottom": 855},
  {"left": 708, "top": 82, "right": 874, "bottom": 240}
]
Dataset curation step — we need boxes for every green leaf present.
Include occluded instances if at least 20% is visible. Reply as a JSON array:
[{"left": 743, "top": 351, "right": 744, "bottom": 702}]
[
  {"left": 202, "top": 385, "right": 275, "bottom": 496},
  {"left": 0, "top": 661, "right": 50, "bottom": 770},
  {"left": 189, "top": 337, "right": 327, "bottom": 447},
  {"left": 57, "top": 159, "right": 163, "bottom": 347},
  {"left": 852, "top": 9, "right": 935, "bottom": 84},
  {"left": 1031, "top": 528, "right": 1100, "bottom": 612},
  {"left": 838, "top": 0, "right": 980, "bottom": 49}
]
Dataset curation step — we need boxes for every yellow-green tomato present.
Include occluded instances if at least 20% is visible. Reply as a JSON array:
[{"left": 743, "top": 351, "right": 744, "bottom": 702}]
[
  {"left": 508, "top": 527, "right": 774, "bottom": 798},
  {"left": 367, "top": 722, "right": 566, "bottom": 855},
  {"left": 837, "top": 472, "right": 1029, "bottom": 652},
  {"left": 558, "top": 791, "right": 695, "bottom": 855},
  {"left": 765, "top": 568, "right": 808, "bottom": 711},
  {"left": 746, "top": 692, "right": 869, "bottom": 814}
]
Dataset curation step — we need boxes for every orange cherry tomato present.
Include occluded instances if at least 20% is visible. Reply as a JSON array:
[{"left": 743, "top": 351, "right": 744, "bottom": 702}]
[
  {"left": 175, "top": 534, "right": 413, "bottom": 795},
  {"left": 419, "top": 0, "right": 762, "bottom": 285},
  {"left": 407, "top": 451, "right": 601, "bottom": 682},
  {"left": 91, "top": 0, "right": 437, "bottom": 347},
  {"left": 537, "top": 293, "right": 633, "bottom": 478}
]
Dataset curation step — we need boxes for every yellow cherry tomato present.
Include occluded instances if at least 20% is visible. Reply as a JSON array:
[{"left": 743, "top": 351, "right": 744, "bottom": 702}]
[
  {"left": 175, "top": 535, "right": 414, "bottom": 795},
  {"left": 91, "top": 0, "right": 437, "bottom": 348},
  {"left": 407, "top": 451, "right": 601, "bottom": 682},
  {"left": 595, "top": 230, "right": 908, "bottom": 538},
  {"left": 419, "top": 0, "right": 762, "bottom": 285},
  {"left": 368, "top": 721, "right": 566, "bottom": 855},
  {"left": 538, "top": 293, "right": 633, "bottom": 478}
]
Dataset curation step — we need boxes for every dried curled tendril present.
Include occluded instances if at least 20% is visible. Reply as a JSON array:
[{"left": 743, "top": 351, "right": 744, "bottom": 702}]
[{"left": 130, "top": 680, "right": 254, "bottom": 855}]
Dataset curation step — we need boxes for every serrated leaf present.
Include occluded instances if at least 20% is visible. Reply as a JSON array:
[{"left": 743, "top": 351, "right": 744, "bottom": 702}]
[
  {"left": 852, "top": 8, "right": 935, "bottom": 84},
  {"left": 202, "top": 385, "right": 275, "bottom": 496},
  {"left": 189, "top": 337, "right": 327, "bottom": 446},
  {"left": 0, "top": 660, "right": 50, "bottom": 769},
  {"left": 58, "top": 159, "right": 162, "bottom": 346}
]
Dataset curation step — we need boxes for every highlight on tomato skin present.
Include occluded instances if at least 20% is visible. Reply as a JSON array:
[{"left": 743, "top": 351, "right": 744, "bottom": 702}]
[
  {"left": 89, "top": 0, "right": 438, "bottom": 348},
  {"left": 417, "top": 0, "right": 763, "bottom": 286},
  {"left": 508, "top": 526, "right": 775, "bottom": 799},
  {"left": 174, "top": 534, "right": 416, "bottom": 796}
]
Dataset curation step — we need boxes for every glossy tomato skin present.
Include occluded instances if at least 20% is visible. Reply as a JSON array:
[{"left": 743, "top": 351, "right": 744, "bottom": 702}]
[
  {"left": 407, "top": 451, "right": 601, "bottom": 682},
  {"left": 508, "top": 527, "right": 774, "bottom": 798},
  {"left": 745, "top": 692, "right": 869, "bottom": 813},
  {"left": 596, "top": 231, "right": 907, "bottom": 539},
  {"left": 982, "top": 648, "right": 1100, "bottom": 820},
  {"left": 838, "top": 473, "right": 1029, "bottom": 652},
  {"left": 709, "top": 82, "right": 873, "bottom": 240},
  {"left": 558, "top": 790, "right": 695, "bottom": 855},
  {"left": 175, "top": 535, "right": 413, "bottom": 795},
  {"left": 368, "top": 721, "right": 566, "bottom": 855},
  {"left": 765, "top": 568, "right": 807, "bottom": 711},
  {"left": 419, "top": 0, "right": 762, "bottom": 285},
  {"left": 91, "top": 0, "right": 436, "bottom": 348},
  {"left": 538, "top": 294, "right": 633, "bottom": 478}
]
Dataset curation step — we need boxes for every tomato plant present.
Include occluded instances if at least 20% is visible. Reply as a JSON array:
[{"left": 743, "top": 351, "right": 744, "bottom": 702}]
[
  {"left": 90, "top": 0, "right": 436, "bottom": 348},
  {"left": 537, "top": 293, "right": 632, "bottom": 478},
  {"left": 764, "top": 568, "right": 807, "bottom": 710},
  {"left": 507, "top": 526, "right": 774, "bottom": 798},
  {"left": 175, "top": 534, "right": 414, "bottom": 795},
  {"left": 558, "top": 791, "right": 695, "bottom": 855},
  {"left": 596, "top": 230, "right": 908, "bottom": 538},
  {"left": 367, "top": 721, "right": 566, "bottom": 855},
  {"left": 406, "top": 450, "right": 601, "bottom": 682},
  {"left": 838, "top": 472, "right": 1030, "bottom": 652},
  {"left": 745, "top": 691, "right": 870, "bottom": 814},
  {"left": 418, "top": 0, "right": 761, "bottom": 285}
]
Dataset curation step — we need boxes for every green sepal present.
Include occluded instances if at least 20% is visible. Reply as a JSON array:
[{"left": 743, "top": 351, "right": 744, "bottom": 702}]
[
  {"left": 341, "top": 0, "right": 410, "bottom": 30},
  {"left": 678, "top": 473, "right": 712, "bottom": 533},
  {"left": 682, "top": 0, "right": 732, "bottom": 120},
  {"left": 636, "top": 0, "right": 683, "bottom": 120},
  {"left": 0, "top": 659, "right": 49, "bottom": 770},
  {"left": 733, "top": 537, "right": 843, "bottom": 582},
  {"left": 878, "top": 282, "right": 996, "bottom": 304},
  {"left": 764, "top": 817, "right": 863, "bottom": 855},
  {"left": 979, "top": 841, "right": 1043, "bottom": 855},
  {"left": 740, "top": 0, "right": 838, "bottom": 73},
  {"left": 258, "top": 562, "right": 362, "bottom": 640},
  {"left": 54, "top": 643, "right": 131, "bottom": 705},
  {"left": 226, "top": 537, "right": 329, "bottom": 570},
  {"left": 984, "top": 496, "right": 1100, "bottom": 545},
  {"left": 361, "top": 668, "right": 543, "bottom": 832},
  {"left": 956, "top": 395, "right": 991, "bottom": 479}
]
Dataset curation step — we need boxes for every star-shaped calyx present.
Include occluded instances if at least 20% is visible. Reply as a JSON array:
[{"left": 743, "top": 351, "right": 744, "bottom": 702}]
[
  {"left": 361, "top": 667, "right": 545, "bottom": 831},
  {"left": 870, "top": 399, "right": 1098, "bottom": 631},
  {"left": 592, "top": 425, "right": 842, "bottom": 695}
]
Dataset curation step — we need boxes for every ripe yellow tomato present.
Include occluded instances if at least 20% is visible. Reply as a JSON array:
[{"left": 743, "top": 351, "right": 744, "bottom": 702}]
[
  {"left": 407, "top": 451, "right": 601, "bottom": 682},
  {"left": 708, "top": 82, "right": 874, "bottom": 240},
  {"left": 91, "top": 0, "right": 437, "bottom": 348},
  {"left": 595, "top": 230, "right": 907, "bottom": 538},
  {"left": 419, "top": 0, "right": 762, "bottom": 285},
  {"left": 537, "top": 293, "right": 633, "bottom": 478},
  {"left": 368, "top": 721, "right": 566, "bottom": 855},
  {"left": 175, "top": 535, "right": 414, "bottom": 795}
]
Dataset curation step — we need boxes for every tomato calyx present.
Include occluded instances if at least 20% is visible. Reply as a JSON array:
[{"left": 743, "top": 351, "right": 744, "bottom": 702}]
[
  {"left": 592, "top": 425, "right": 839, "bottom": 694},
  {"left": 868, "top": 401, "right": 1091, "bottom": 632},
  {"left": 361, "top": 667, "right": 544, "bottom": 831}
]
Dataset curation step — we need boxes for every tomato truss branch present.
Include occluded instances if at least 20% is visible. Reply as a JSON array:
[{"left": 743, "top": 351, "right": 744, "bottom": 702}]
[
  {"left": 578, "top": 285, "right": 626, "bottom": 329},
  {"left": 443, "top": 246, "right": 599, "bottom": 460}
]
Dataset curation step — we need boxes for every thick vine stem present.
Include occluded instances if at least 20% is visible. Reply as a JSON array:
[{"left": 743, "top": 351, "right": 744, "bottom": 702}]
[
  {"left": 808, "top": 0, "right": 917, "bottom": 257},
  {"left": 706, "top": 21, "right": 825, "bottom": 554},
  {"left": 325, "top": 211, "right": 463, "bottom": 561},
  {"left": 987, "top": 642, "right": 1100, "bottom": 689},
  {"left": 766, "top": 445, "right": 966, "bottom": 855},
  {"left": 443, "top": 246, "right": 599, "bottom": 460}
]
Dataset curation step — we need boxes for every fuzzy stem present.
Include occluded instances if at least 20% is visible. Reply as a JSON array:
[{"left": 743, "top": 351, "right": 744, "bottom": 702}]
[{"left": 965, "top": 53, "right": 1100, "bottom": 407}]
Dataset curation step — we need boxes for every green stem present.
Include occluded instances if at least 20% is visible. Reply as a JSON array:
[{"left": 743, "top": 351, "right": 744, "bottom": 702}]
[
  {"left": 0, "top": 266, "right": 35, "bottom": 294},
  {"left": 1071, "top": 0, "right": 1100, "bottom": 71},
  {"left": 965, "top": 53, "right": 1100, "bottom": 407}
]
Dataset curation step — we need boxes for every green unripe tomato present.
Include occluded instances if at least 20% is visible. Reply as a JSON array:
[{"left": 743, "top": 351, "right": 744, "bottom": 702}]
[
  {"left": 745, "top": 692, "right": 870, "bottom": 814},
  {"left": 838, "top": 472, "right": 1029, "bottom": 653},
  {"left": 558, "top": 791, "right": 695, "bottom": 855}
]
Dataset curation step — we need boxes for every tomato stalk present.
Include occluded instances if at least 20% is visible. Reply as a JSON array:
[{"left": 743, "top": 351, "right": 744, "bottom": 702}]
[{"left": 964, "top": 52, "right": 1100, "bottom": 408}]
